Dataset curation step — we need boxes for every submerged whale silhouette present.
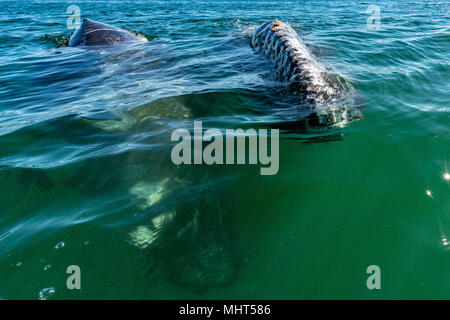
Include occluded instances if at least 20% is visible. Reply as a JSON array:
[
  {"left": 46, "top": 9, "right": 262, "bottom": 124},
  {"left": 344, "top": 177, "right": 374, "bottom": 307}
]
[
  {"left": 72, "top": 19, "right": 363, "bottom": 291},
  {"left": 69, "top": 18, "right": 142, "bottom": 47}
]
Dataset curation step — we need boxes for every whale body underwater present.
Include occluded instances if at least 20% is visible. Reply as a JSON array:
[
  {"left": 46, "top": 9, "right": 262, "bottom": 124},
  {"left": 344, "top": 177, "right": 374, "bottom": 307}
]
[{"left": 67, "top": 19, "right": 361, "bottom": 289}]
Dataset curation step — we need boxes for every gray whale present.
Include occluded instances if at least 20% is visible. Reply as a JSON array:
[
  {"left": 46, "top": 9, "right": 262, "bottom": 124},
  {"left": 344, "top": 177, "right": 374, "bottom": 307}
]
[{"left": 69, "top": 18, "right": 142, "bottom": 47}]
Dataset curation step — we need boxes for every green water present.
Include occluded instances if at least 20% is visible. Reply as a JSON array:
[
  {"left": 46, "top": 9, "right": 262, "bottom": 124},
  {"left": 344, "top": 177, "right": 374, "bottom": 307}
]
[{"left": 0, "top": 0, "right": 448, "bottom": 299}]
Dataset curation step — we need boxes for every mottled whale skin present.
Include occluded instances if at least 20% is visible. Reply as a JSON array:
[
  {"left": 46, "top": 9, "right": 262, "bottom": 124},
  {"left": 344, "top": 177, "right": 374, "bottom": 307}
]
[
  {"left": 69, "top": 18, "right": 140, "bottom": 47},
  {"left": 252, "top": 20, "right": 338, "bottom": 103}
]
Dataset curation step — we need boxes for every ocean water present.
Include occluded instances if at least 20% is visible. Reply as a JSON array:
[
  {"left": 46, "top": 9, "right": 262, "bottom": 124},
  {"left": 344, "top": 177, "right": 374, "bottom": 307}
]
[{"left": 0, "top": 0, "right": 449, "bottom": 299}]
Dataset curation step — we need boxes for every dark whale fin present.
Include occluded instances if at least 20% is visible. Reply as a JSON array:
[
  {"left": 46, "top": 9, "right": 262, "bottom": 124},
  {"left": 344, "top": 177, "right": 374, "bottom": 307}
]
[{"left": 69, "top": 18, "right": 140, "bottom": 47}]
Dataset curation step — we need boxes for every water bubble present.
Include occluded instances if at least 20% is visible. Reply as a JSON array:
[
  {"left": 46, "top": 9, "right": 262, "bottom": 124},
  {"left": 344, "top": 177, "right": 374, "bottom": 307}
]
[
  {"left": 38, "top": 287, "right": 55, "bottom": 300},
  {"left": 43, "top": 264, "right": 51, "bottom": 271},
  {"left": 54, "top": 242, "right": 65, "bottom": 249}
]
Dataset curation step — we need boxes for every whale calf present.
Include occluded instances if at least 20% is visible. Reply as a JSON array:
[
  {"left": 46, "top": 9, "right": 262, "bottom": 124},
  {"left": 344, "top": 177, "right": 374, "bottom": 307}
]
[{"left": 69, "top": 18, "right": 143, "bottom": 47}]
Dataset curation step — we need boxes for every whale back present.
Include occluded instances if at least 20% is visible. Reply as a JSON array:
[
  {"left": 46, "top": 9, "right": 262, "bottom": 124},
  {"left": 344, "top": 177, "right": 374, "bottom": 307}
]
[{"left": 69, "top": 18, "right": 139, "bottom": 47}]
